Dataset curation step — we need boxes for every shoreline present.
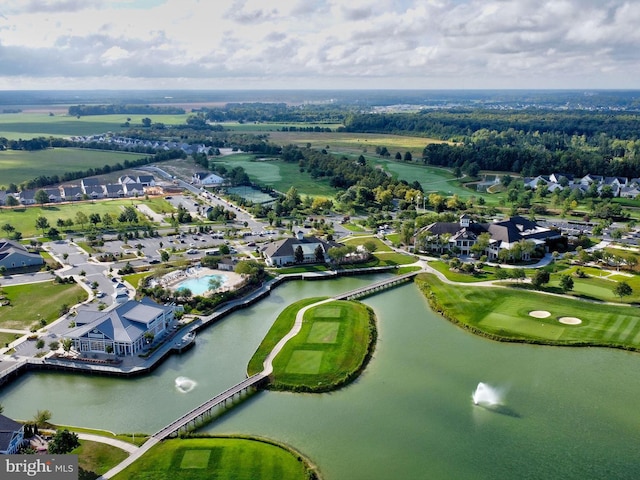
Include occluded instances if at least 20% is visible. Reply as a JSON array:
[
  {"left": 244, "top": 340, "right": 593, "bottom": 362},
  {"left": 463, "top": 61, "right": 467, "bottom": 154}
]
[{"left": 0, "top": 266, "right": 399, "bottom": 387}]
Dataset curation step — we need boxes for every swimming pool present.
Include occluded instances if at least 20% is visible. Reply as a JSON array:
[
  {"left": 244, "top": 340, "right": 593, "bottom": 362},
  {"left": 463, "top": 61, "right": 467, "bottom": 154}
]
[{"left": 175, "top": 274, "right": 227, "bottom": 295}]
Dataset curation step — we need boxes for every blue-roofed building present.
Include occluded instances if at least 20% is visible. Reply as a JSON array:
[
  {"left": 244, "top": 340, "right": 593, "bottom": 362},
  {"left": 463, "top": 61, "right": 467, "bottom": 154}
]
[
  {"left": 0, "top": 414, "right": 25, "bottom": 455},
  {"left": 67, "top": 298, "right": 175, "bottom": 356}
]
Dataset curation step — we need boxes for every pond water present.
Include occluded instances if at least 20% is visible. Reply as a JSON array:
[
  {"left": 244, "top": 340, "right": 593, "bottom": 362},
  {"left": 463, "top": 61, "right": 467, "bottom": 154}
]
[{"left": 1, "top": 275, "right": 640, "bottom": 479}]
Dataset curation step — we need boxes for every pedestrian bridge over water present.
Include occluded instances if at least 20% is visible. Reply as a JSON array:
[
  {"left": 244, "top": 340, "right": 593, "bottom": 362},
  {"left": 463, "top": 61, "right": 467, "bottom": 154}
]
[
  {"left": 152, "top": 373, "right": 269, "bottom": 440},
  {"left": 334, "top": 270, "right": 420, "bottom": 300}
]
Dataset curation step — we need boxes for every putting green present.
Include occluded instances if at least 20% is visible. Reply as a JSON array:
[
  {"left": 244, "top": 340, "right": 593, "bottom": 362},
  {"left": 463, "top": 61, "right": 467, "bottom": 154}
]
[
  {"left": 180, "top": 450, "right": 211, "bottom": 469},
  {"left": 286, "top": 350, "right": 324, "bottom": 374},
  {"left": 307, "top": 322, "right": 340, "bottom": 344},
  {"left": 481, "top": 313, "right": 565, "bottom": 340}
]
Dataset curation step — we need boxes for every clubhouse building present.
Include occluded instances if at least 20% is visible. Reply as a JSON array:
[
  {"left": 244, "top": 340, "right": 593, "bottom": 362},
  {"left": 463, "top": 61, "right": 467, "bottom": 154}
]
[
  {"left": 418, "top": 215, "right": 562, "bottom": 260},
  {"left": 262, "top": 231, "right": 341, "bottom": 267},
  {"left": 66, "top": 298, "right": 175, "bottom": 356}
]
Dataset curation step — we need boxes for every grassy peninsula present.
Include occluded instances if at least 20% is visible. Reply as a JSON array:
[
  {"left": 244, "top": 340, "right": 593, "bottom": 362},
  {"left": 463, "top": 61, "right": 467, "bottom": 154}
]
[
  {"left": 416, "top": 273, "right": 640, "bottom": 350},
  {"left": 248, "top": 298, "right": 377, "bottom": 392}
]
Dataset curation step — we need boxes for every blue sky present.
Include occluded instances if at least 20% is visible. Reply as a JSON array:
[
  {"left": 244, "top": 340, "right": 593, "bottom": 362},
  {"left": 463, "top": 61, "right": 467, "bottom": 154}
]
[{"left": 0, "top": 0, "right": 639, "bottom": 90}]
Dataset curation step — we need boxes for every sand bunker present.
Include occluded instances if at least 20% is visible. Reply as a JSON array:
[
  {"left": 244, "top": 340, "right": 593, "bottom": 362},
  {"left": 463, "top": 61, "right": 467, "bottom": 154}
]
[
  {"left": 559, "top": 317, "right": 582, "bottom": 325},
  {"left": 529, "top": 310, "right": 551, "bottom": 318}
]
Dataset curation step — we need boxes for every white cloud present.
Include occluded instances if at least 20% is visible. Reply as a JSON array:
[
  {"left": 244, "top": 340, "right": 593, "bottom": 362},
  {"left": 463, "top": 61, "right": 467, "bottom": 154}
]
[{"left": 0, "top": 0, "right": 640, "bottom": 89}]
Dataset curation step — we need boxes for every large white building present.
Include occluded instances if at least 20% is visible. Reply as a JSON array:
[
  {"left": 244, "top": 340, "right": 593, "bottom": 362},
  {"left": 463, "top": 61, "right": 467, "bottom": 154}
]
[{"left": 66, "top": 298, "right": 175, "bottom": 356}]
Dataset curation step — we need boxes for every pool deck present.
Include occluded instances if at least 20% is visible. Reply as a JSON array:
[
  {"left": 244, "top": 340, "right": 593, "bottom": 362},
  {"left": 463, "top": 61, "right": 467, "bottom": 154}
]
[{"left": 162, "top": 267, "right": 245, "bottom": 295}]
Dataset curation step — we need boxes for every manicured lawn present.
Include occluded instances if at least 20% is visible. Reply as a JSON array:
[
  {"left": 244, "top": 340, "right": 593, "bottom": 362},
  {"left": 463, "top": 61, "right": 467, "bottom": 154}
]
[
  {"left": 0, "top": 281, "right": 87, "bottom": 330},
  {"left": 372, "top": 252, "right": 418, "bottom": 265},
  {"left": 0, "top": 331, "right": 18, "bottom": 346},
  {"left": 417, "top": 273, "right": 640, "bottom": 349},
  {"left": 59, "top": 425, "right": 149, "bottom": 447},
  {"left": 122, "top": 272, "right": 152, "bottom": 289},
  {"left": 111, "top": 437, "right": 313, "bottom": 480},
  {"left": 428, "top": 260, "right": 498, "bottom": 283},
  {"left": 248, "top": 298, "right": 323, "bottom": 376},
  {"left": 143, "top": 197, "right": 175, "bottom": 214},
  {"left": 72, "top": 440, "right": 128, "bottom": 477},
  {"left": 0, "top": 199, "right": 149, "bottom": 237},
  {"left": 0, "top": 148, "right": 144, "bottom": 186},
  {"left": 248, "top": 298, "right": 376, "bottom": 391},
  {"left": 269, "top": 264, "right": 330, "bottom": 275},
  {"left": 543, "top": 265, "right": 640, "bottom": 303},
  {"left": 341, "top": 235, "right": 393, "bottom": 252},
  {"left": 214, "top": 154, "right": 337, "bottom": 197}
]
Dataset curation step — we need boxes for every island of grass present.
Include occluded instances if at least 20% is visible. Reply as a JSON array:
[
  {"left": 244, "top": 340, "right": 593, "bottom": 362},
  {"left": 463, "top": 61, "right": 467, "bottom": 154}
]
[
  {"left": 248, "top": 297, "right": 376, "bottom": 392},
  {"left": 111, "top": 437, "right": 319, "bottom": 480},
  {"left": 416, "top": 273, "right": 640, "bottom": 350}
]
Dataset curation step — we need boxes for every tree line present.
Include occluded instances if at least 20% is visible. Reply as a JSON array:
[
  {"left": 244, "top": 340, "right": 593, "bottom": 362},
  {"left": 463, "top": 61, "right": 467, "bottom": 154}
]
[{"left": 68, "top": 104, "right": 185, "bottom": 116}]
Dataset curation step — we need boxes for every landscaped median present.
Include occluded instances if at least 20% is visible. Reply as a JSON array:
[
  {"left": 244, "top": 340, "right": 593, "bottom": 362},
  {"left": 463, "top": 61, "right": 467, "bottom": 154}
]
[
  {"left": 248, "top": 297, "right": 377, "bottom": 392},
  {"left": 416, "top": 273, "right": 640, "bottom": 350}
]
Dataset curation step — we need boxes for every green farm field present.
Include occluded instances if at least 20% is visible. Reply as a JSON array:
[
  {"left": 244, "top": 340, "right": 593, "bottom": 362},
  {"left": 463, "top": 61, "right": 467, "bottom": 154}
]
[
  {"left": 418, "top": 273, "right": 640, "bottom": 349},
  {"left": 111, "top": 437, "right": 313, "bottom": 480},
  {"left": 264, "top": 129, "right": 447, "bottom": 157},
  {"left": 0, "top": 148, "right": 144, "bottom": 186},
  {"left": 0, "top": 113, "right": 189, "bottom": 139}
]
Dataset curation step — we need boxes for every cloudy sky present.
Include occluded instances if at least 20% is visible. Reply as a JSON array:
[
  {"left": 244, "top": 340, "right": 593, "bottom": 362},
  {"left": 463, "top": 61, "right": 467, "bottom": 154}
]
[{"left": 0, "top": 0, "right": 639, "bottom": 90}]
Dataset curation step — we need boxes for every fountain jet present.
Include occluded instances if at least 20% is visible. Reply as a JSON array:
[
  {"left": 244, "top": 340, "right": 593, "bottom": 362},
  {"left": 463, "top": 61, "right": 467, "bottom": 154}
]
[
  {"left": 472, "top": 382, "right": 501, "bottom": 406},
  {"left": 472, "top": 382, "right": 521, "bottom": 417},
  {"left": 175, "top": 376, "right": 197, "bottom": 393}
]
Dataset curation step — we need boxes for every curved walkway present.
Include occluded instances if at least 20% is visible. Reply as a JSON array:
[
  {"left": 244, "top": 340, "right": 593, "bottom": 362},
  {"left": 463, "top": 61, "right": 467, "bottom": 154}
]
[
  {"left": 261, "top": 298, "right": 334, "bottom": 376},
  {"left": 77, "top": 433, "right": 139, "bottom": 454}
]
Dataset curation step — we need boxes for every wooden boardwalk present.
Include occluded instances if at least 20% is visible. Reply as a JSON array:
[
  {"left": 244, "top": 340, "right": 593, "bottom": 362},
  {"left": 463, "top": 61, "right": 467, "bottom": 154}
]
[
  {"left": 152, "top": 373, "right": 268, "bottom": 440},
  {"left": 334, "top": 271, "right": 420, "bottom": 300}
]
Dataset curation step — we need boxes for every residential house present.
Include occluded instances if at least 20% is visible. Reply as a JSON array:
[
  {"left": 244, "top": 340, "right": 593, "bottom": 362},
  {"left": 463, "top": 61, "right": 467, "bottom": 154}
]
[
  {"left": 0, "top": 414, "right": 25, "bottom": 454},
  {"left": 621, "top": 182, "right": 640, "bottom": 199},
  {"left": 118, "top": 175, "right": 137, "bottom": 184},
  {"left": 136, "top": 175, "right": 155, "bottom": 187},
  {"left": 124, "top": 183, "right": 144, "bottom": 197},
  {"left": 43, "top": 187, "right": 62, "bottom": 203},
  {"left": 81, "top": 178, "right": 101, "bottom": 193},
  {"left": 83, "top": 185, "right": 104, "bottom": 199},
  {"left": 524, "top": 175, "right": 550, "bottom": 190},
  {"left": 104, "top": 184, "right": 126, "bottom": 198},
  {"left": 61, "top": 186, "right": 84, "bottom": 201},
  {"left": 262, "top": 231, "right": 340, "bottom": 267},
  {"left": 0, "top": 191, "right": 8, "bottom": 206},
  {"left": 192, "top": 172, "right": 224, "bottom": 186},
  {"left": 67, "top": 298, "right": 175, "bottom": 356},
  {"left": 0, "top": 239, "right": 44, "bottom": 270},
  {"left": 549, "top": 173, "right": 574, "bottom": 185},
  {"left": 17, "top": 189, "right": 36, "bottom": 205}
]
